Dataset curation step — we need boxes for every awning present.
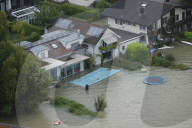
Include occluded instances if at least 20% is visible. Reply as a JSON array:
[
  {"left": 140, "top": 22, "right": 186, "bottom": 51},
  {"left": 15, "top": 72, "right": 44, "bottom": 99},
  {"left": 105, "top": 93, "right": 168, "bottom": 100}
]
[
  {"left": 102, "top": 36, "right": 118, "bottom": 45},
  {"left": 42, "top": 58, "right": 65, "bottom": 71},
  {"left": 64, "top": 54, "right": 89, "bottom": 66}
]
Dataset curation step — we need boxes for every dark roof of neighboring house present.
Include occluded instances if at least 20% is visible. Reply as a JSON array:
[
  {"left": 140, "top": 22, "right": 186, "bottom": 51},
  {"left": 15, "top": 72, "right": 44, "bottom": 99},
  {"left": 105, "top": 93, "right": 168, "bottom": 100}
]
[
  {"left": 109, "top": 28, "right": 140, "bottom": 42},
  {"left": 50, "top": 17, "right": 107, "bottom": 45},
  {"left": 101, "top": 0, "right": 184, "bottom": 26}
]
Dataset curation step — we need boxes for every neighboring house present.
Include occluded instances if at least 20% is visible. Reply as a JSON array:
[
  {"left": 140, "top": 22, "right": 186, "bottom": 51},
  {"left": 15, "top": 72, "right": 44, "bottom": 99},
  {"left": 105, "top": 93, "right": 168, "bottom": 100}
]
[
  {"left": 21, "top": 30, "right": 89, "bottom": 80},
  {"left": 0, "top": 0, "right": 37, "bottom": 23},
  {"left": 67, "top": 0, "right": 100, "bottom": 7},
  {"left": 101, "top": 0, "right": 192, "bottom": 44},
  {"left": 50, "top": 17, "right": 121, "bottom": 65}
]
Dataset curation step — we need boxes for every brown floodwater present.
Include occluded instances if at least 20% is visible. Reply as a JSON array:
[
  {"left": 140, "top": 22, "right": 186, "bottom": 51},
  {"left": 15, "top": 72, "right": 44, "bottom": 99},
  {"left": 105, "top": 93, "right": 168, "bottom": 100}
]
[{"left": 1, "top": 44, "right": 192, "bottom": 128}]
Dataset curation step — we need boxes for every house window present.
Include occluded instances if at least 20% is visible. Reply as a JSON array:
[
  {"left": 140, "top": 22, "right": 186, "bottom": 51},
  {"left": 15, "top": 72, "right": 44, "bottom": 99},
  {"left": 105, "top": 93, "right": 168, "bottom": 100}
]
[
  {"left": 41, "top": 52, "right": 45, "bottom": 59},
  {"left": 61, "top": 68, "right": 66, "bottom": 78},
  {"left": 140, "top": 36, "right": 146, "bottom": 41},
  {"left": 162, "top": 17, "right": 167, "bottom": 26},
  {"left": 182, "top": 11, "right": 186, "bottom": 20},
  {"left": 122, "top": 46, "right": 125, "bottom": 50},
  {"left": 175, "top": 14, "right": 179, "bottom": 21},
  {"left": 103, "top": 41, "right": 107, "bottom": 47},
  {"left": 51, "top": 43, "right": 58, "bottom": 49},
  {"left": 74, "top": 63, "right": 80, "bottom": 73},
  {"left": 71, "top": 42, "right": 79, "bottom": 49},
  {"left": 115, "top": 19, "right": 122, "bottom": 25},
  {"left": 140, "top": 25, "right": 146, "bottom": 30},
  {"left": 152, "top": 22, "right": 157, "bottom": 30}
]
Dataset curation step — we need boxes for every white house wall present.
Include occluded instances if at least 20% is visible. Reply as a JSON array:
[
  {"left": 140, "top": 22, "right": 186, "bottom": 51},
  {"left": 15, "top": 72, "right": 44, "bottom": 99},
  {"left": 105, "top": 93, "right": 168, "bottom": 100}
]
[
  {"left": 107, "top": 17, "right": 148, "bottom": 34},
  {"left": 175, "top": 8, "right": 185, "bottom": 22}
]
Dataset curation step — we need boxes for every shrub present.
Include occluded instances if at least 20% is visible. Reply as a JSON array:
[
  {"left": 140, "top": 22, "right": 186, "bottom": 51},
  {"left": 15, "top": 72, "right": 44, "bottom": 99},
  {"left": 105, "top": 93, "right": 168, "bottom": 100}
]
[
  {"left": 61, "top": 3, "right": 88, "bottom": 16},
  {"left": 94, "top": 96, "right": 107, "bottom": 112},
  {"left": 165, "top": 54, "right": 175, "bottom": 62},
  {"left": 23, "top": 32, "right": 40, "bottom": 42},
  {"left": 55, "top": 82, "right": 61, "bottom": 88},
  {"left": 94, "top": 0, "right": 111, "bottom": 9},
  {"left": 126, "top": 42, "right": 150, "bottom": 65},
  {"left": 184, "top": 32, "right": 192, "bottom": 42},
  {"left": 162, "top": 60, "right": 171, "bottom": 67},
  {"left": 11, "top": 21, "right": 45, "bottom": 36},
  {"left": 76, "top": 9, "right": 100, "bottom": 21},
  {"left": 152, "top": 56, "right": 164, "bottom": 66}
]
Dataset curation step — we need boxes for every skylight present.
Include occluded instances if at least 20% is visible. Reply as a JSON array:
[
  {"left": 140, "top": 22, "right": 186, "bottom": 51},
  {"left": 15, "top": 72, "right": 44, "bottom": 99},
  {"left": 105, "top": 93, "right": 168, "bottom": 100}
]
[{"left": 51, "top": 44, "right": 58, "bottom": 49}]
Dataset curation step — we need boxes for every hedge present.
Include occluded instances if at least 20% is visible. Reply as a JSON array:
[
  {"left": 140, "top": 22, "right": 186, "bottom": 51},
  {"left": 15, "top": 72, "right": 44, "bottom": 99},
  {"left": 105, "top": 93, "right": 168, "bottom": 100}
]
[
  {"left": 61, "top": 3, "right": 88, "bottom": 16},
  {"left": 23, "top": 23, "right": 45, "bottom": 35},
  {"left": 12, "top": 21, "right": 45, "bottom": 36},
  {"left": 23, "top": 32, "right": 40, "bottom": 42},
  {"left": 151, "top": 56, "right": 189, "bottom": 70}
]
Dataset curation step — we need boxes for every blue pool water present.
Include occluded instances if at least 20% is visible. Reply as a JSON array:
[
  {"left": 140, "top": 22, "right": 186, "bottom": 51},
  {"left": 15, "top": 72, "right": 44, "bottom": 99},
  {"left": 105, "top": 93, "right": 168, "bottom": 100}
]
[{"left": 70, "top": 68, "right": 120, "bottom": 87}]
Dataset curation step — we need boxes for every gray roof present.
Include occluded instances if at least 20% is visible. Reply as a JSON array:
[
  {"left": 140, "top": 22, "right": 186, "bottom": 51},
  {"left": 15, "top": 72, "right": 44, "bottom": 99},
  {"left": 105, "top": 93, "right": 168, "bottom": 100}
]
[
  {"left": 101, "top": 0, "right": 182, "bottom": 26},
  {"left": 58, "top": 32, "right": 85, "bottom": 44},
  {"left": 109, "top": 28, "right": 140, "bottom": 42},
  {"left": 29, "top": 45, "right": 49, "bottom": 55}
]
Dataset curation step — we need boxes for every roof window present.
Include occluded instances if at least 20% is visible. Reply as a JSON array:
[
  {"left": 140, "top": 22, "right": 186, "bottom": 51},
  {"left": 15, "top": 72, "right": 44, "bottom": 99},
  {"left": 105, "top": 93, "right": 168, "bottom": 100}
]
[{"left": 51, "top": 43, "right": 58, "bottom": 49}]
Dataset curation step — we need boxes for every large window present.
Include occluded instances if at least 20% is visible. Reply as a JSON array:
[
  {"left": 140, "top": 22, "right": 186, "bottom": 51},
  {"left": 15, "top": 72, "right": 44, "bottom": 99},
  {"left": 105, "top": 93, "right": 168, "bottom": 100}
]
[
  {"left": 115, "top": 19, "right": 122, "bottom": 25},
  {"left": 61, "top": 68, "right": 66, "bottom": 78},
  {"left": 66, "top": 65, "right": 73, "bottom": 76},
  {"left": 74, "top": 63, "right": 80, "bottom": 73},
  {"left": 0, "top": 0, "right": 5, "bottom": 11},
  {"left": 175, "top": 14, "right": 179, "bottom": 21},
  {"left": 140, "top": 25, "right": 146, "bottom": 30},
  {"left": 162, "top": 17, "right": 167, "bottom": 26}
]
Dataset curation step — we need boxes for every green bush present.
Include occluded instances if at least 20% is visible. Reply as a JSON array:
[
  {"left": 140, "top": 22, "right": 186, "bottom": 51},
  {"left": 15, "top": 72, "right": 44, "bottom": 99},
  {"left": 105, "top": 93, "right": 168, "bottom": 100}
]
[
  {"left": 94, "top": 96, "right": 107, "bottom": 112},
  {"left": 165, "top": 54, "right": 175, "bottom": 62},
  {"left": 23, "top": 23, "right": 45, "bottom": 35},
  {"left": 55, "top": 82, "right": 61, "bottom": 88},
  {"left": 61, "top": 3, "right": 88, "bottom": 16},
  {"left": 76, "top": 9, "right": 100, "bottom": 21},
  {"left": 152, "top": 56, "right": 189, "bottom": 70},
  {"left": 24, "top": 32, "right": 40, "bottom": 42},
  {"left": 95, "top": 0, "right": 112, "bottom": 9},
  {"left": 50, "top": 96, "right": 97, "bottom": 117},
  {"left": 184, "top": 32, "right": 192, "bottom": 42},
  {"left": 126, "top": 42, "right": 150, "bottom": 65},
  {"left": 11, "top": 21, "right": 44, "bottom": 36}
]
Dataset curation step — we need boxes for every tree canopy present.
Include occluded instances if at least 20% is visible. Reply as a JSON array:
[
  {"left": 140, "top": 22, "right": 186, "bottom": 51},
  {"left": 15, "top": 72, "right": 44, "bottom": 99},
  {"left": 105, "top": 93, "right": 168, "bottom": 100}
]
[
  {"left": 126, "top": 42, "right": 150, "bottom": 65},
  {"left": 31, "top": 3, "right": 61, "bottom": 28},
  {"left": 0, "top": 41, "right": 26, "bottom": 116},
  {"left": 16, "top": 54, "right": 52, "bottom": 113},
  {"left": 0, "top": 11, "right": 9, "bottom": 42}
]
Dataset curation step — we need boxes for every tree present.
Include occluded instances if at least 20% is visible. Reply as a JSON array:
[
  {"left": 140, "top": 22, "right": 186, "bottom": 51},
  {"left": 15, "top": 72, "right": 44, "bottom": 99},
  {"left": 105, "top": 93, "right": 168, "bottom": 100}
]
[
  {"left": 0, "top": 11, "right": 9, "bottom": 42},
  {"left": 16, "top": 54, "right": 52, "bottom": 113},
  {"left": 32, "top": 3, "right": 61, "bottom": 28},
  {"left": 0, "top": 41, "right": 26, "bottom": 116},
  {"left": 125, "top": 42, "right": 150, "bottom": 65},
  {"left": 179, "top": 0, "right": 192, "bottom": 6}
]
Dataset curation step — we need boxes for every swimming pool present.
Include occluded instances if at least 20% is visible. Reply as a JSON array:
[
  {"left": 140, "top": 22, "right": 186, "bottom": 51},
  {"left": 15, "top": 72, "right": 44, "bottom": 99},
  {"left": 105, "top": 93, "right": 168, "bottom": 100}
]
[{"left": 70, "top": 67, "right": 120, "bottom": 87}]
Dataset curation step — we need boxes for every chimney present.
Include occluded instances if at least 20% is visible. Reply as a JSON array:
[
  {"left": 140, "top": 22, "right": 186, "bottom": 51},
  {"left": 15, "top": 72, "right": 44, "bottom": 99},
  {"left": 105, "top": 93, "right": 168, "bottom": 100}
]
[
  {"left": 77, "top": 29, "right": 80, "bottom": 38},
  {"left": 139, "top": 3, "right": 148, "bottom": 15}
]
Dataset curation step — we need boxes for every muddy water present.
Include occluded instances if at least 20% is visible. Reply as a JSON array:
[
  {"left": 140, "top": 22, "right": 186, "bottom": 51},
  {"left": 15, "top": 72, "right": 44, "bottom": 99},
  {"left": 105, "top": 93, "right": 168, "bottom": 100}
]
[{"left": 2, "top": 44, "right": 192, "bottom": 128}]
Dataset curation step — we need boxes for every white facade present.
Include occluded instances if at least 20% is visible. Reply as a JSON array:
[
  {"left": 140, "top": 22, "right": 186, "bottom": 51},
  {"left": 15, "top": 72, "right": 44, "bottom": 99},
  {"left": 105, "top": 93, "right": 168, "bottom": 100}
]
[
  {"left": 86, "top": 29, "right": 120, "bottom": 65},
  {"left": 107, "top": 18, "right": 148, "bottom": 34}
]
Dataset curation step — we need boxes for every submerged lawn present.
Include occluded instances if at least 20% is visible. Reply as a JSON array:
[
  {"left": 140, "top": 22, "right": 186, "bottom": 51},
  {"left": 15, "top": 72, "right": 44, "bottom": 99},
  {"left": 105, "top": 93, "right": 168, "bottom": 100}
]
[{"left": 50, "top": 96, "right": 97, "bottom": 117}]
